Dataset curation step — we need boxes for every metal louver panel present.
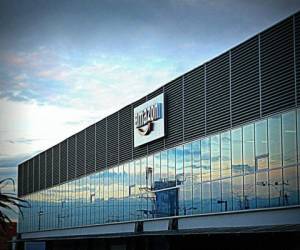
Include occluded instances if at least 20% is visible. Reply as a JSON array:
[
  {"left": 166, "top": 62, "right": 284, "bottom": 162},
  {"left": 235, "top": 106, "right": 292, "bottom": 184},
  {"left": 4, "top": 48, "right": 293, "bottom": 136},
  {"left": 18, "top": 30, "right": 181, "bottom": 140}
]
[
  {"left": 206, "top": 52, "right": 230, "bottom": 134},
  {"left": 260, "top": 17, "right": 295, "bottom": 115},
  {"left": 107, "top": 112, "right": 119, "bottom": 166},
  {"left": 86, "top": 124, "right": 96, "bottom": 174},
  {"left": 53, "top": 144, "right": 60, "bottom": 185},
  {"left": 76, "top": 130, "right": 86, "bottom": 177},
  {"left": 133, "top": 97, "right": 148, "bottom": 158},
  {"left": 147, "top": 87, "right": 165, "bottom": 154},
  {"left": 39, "top": 152, "right": 46, "bottom": 190},
  {"left": 28, "top": 159, "right": 34, "bottom": 193},
  {"left": 184, "top": 66, "right": 205, "bottom": 141},
  {"left": 60, "top": 140, "right": 68, "bottom": 183},
  {"left": 33, "top": 156, "right": 39, "bottom": 192},
  {"left": 67, "top": 135, "right": 76, "bottom": 180},
  {"left": 119, "top": 105, "right": 133, "bottom": 163},
  {"left": 46, "top": 149, "right": 53, "bottom": 188},
  {"left": 17, "top": 165, "right": 22, "bottom": 196},
  {"left": 96, "top": 119, "right": 106, "bottom": 170},
  {"left": 295, "top": 13, "right": 300, "bottom": 106},
  {"left": 23, "top": 161, "right": 28, "bottom": 194},
  {"left": 231, "top": 36, "right": 260, "bottom": 126},
  {"left": 165, "top": 77, "right": 183, "bottom": 147}
]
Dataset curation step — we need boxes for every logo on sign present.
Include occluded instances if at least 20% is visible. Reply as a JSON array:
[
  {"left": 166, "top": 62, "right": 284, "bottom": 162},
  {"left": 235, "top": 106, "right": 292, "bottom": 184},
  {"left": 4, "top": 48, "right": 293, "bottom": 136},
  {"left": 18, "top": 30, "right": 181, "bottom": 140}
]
[
  {"left": 134, "top": 103, "right": 162, "bottom": 136},
  {"left": 134, "top": 93, "right": 165, "bottom": 147}
]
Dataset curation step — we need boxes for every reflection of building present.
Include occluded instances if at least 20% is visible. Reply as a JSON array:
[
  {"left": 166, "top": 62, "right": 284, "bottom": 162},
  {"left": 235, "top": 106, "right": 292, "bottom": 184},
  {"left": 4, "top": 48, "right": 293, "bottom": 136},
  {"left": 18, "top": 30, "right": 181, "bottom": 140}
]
[{"left": 16, "top": 12, "right": 300, "bottom": 250}]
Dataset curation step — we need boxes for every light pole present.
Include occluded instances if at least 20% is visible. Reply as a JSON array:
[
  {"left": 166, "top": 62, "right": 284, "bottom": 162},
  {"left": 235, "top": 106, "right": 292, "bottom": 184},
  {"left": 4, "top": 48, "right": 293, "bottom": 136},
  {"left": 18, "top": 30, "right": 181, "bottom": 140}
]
[{"left": 217, "top": 200, "right": 228, "bottom": 211}]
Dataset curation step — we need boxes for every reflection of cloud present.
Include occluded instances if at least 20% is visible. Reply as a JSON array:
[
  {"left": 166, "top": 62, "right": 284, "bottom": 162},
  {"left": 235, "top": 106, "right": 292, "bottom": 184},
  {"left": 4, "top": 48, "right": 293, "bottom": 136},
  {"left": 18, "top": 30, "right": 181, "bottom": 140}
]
[{"left": 0, "top": 49, "right": 178, "bottom": 113}]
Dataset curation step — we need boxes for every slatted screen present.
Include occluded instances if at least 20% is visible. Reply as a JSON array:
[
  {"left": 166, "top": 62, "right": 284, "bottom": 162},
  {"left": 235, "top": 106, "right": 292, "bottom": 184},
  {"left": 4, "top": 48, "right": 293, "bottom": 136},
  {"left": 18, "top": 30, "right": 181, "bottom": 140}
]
[
  {"left": 33, "top": 156, "right": 39, "bottom": 192},
  {"left": 119, "top": 105, "right": 133, "bottom": 163},
  {"left": 165, "top": 77, "right": 183, "bottom": 147},
  {"left": 68, "top": 135, "right": 76, "bottom": 180},
  {"left": 231, "top": 36, "right": 260, "bottom": 126},
  {"left": 60, "top": 140, "right": 68, "bottom": 183},
  {"left": 260, "top": 17, "right": 295, "bottom": 115},
  {"left": 86, "top": 124, "right": 96, "bottom": 174},
  {"left": 46, "top": 149, "right": 53, "bottom": 188},
  {"left": 206, "top": 52, "right": 231, "bottom": 134},
  {"left": 53, "top": 144, "right": 60, "bottom": 185},
  {"left": 295, "top": 13, "right": 300, "bottom": 106},
  {"left": 39, "top": 152, "right": 46, "bottom": 190},
  {"left": 76, "top": 130, "right": 86, "bottom": 177},
  {"left": 184, "top": 66, "right": 205, "bottom": 141},
  {"left": 96, "top": 119, "right": 107, "bottom": 170},
  {"left": 107, "top": 112, "right": 119, "bottom": 166},
  {"left": 17, "top": 164, "right": 23, "bottom": 196}
]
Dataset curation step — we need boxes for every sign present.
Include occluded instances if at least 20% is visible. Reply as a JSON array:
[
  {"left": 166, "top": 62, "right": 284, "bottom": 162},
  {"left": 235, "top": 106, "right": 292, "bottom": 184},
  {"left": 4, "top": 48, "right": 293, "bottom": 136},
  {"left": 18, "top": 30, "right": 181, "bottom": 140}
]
[{"left": 134, "top": 93, "right": 165, "bottom": 147}]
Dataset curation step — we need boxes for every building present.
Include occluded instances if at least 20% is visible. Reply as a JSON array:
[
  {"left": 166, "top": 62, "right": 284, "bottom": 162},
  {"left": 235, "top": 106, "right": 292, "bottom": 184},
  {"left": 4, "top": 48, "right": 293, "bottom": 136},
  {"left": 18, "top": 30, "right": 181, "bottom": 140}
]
[{"left": 17, "top": 11, "right": 300, "bottom": 250}]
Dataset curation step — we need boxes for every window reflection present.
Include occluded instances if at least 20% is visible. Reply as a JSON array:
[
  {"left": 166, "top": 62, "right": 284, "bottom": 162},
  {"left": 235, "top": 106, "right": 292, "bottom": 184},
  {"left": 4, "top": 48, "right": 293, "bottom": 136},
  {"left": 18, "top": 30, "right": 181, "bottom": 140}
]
[
  {"left": 232, "top": 128, "right": 243, "bottom": 176},
  {"left": 243, "top": 124, "right": 255, "bottom": 174},
  {"left": 269, "top": 169, "right": 283, "bottom": 207},
  {"left": 211, "top": 135, "right": 220, "bottom": 180},
  {"left": 268, "top": 115, "right": 282, "bottom": 169},
  {"left": 255, "top": 119, "right": 268, "bottom": 157},
  {"left": 221, "top": 132, "right": 231, "bottom": 178},
  {"left": 201, "top": 138, "right": 211, "bottom": 182},
  {"left": 283, "top": 166, "right": 298, "bottom": 205},
  {"left": 282, "top": 111, "right": 297, "bottom": 166},
  {"left": 19, "top": 108, "right": 300, "bottom": 233}
]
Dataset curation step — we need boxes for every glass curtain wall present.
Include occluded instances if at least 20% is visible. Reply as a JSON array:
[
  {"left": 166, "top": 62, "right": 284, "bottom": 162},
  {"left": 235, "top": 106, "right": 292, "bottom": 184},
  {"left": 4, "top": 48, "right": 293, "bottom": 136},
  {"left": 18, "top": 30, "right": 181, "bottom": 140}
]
[{"left": 19, "top": 109, "right": 300, "bottom": 233}]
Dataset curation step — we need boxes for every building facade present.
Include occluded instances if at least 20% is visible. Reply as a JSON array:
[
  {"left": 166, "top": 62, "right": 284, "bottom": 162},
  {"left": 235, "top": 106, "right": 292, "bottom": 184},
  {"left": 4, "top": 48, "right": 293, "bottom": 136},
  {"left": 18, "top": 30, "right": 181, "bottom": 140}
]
[{"left": 17, "top": 12, "right": 300, "bottom": 250}]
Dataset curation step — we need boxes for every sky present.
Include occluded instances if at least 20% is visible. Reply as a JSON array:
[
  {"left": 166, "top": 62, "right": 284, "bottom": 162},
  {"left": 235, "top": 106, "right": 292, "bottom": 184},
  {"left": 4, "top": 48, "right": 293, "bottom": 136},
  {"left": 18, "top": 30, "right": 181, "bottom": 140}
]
[{"left": 0, "top": 0, "right": 300, "bottom": 194}]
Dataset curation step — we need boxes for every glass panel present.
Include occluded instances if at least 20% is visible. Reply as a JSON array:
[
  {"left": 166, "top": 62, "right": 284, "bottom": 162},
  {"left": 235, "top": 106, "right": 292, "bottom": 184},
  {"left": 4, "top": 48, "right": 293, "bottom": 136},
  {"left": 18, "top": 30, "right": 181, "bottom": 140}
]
[
  {"left": 211, "top": 180, "right": 221, "bottom": 212},
  {"left": 283, "top": 166, "right": 298, "bottom": 205},
  {"left": 168, "top": 148, "right": 176, "bottom": 184},
  {"left": 184, "top": 143, "right": 193, "bottom": 215},
  {"left": 232, "top": 128, "right": 243, "bottom": 176},
  {"left": 256, "top": 156, "right": 268, "bottom": 171},
  {"left": 98, "top": 171, "right": 104, "bottom": 224},
  {"left": 211, "top": 135, "right": 220, "bottom": 180},
  {"left": 176, "top": 146, "right": 184, "bottom": 185},
  {"left": 244, "top": 174, "right": 256, "bottom": 209},
  {"left": 268, "top": 115, "right": 282, "bottom": 169},
  {"left": 256, "top": 171, "right": 269, "bottom": 208},
  {"left": 184, "top": 185, "right": 193, "bottom": 215},
  {"left": 129, "top": 161, "right": 136, "bottom": 220},
  {"left": 269, "top": 169, "right": 283, "bottom": 207},
  {"left": 114, "top": 166, "right": 120, "bottom": 221},
  {"left": 232, "top": 176, "right": 243, "bottom": 210},
  {"left": 161, "top": 151, "right": 168, "bottom": 182},
  {"left": 192, "top": 140, "right": 201, "bottom": 214},
  {"left": 221, "top": 131, "right": 231, "bottom": 178},
  {"left": 221, "top": 178, "right": 232, "bottom": 211},
  {"left": 118, "top": 164, "right": 124, "bottom": 221},
  {"left": 153, "top": 153, "right": 161, "bottom": 189},
  {"left": 255, "top": 119, "right": 268, "bottom": 157},
  {"left": 201, "top": 138, "right": 211, "bottom": 182},
  {"left": 202, "top": 182, "right": 211, "bottom": 213},
  {"left": 184, "top": 143, "right": 193, "bottom": 186},
  {"left": 123, "top": 163, "right": 130, "bottom": 221},
  {"left": 103, "top": 169, "right": 109, "bottom": 223},
  {"left": 147, "top": 155, "right": 154, "bottom": 189},
  {"left": 282, "top": 111, "right": 297, "bottom": 166},
  {"left": 243, "top": 124, "right": 255, "bottom": 174}
]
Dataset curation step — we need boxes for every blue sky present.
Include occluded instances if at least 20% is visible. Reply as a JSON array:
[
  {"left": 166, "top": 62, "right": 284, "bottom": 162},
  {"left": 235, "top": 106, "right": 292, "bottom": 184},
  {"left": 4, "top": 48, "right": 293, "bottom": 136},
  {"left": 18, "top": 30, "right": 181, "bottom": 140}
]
[{"left": 0, "top": 0, "right": 300, "bottom": 193}]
